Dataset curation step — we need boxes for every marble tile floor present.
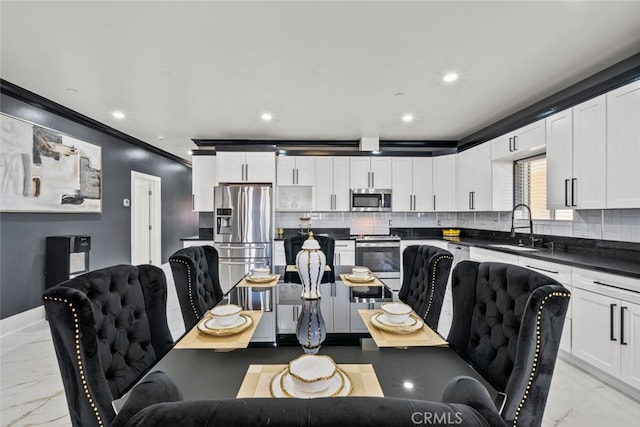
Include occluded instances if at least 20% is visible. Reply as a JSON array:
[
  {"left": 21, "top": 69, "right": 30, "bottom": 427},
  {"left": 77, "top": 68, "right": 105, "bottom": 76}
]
[{"left": 2, "top": 264, "right": 639, "bottom": 426}]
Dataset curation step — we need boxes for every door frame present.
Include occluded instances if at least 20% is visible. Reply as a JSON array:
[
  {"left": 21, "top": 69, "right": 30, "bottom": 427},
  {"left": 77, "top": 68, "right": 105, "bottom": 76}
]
[{"left": 131, "top": 171, "right": 161, "bottom": 265}]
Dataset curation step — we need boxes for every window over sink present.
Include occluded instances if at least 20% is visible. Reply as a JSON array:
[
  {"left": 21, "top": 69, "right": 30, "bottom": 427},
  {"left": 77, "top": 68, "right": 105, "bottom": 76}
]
[{"left": 514, "top": 155, "right": 573, "bottom": 221}]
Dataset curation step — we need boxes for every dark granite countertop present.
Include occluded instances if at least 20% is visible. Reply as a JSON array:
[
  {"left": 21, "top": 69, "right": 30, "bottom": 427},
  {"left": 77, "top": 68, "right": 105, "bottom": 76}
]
[{"left": 392, "top": 227, "right": 640, "bottom": 280}]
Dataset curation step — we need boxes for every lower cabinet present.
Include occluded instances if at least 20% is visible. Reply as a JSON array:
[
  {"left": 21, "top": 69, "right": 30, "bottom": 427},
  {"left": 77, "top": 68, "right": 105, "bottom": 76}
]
[
  {"left": 572, "top": 268, "right": 640, "bottom": 390},
  {"left": 276, "top": 282, "right": 350, "bottom": 334},
  {"left": 349, "top": 301, "right": 382, "bottom": 334}
]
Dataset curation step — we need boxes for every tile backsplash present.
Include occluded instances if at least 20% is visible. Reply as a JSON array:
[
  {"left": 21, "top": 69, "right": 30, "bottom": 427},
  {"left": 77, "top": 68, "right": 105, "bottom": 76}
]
[{"left": 273, "top": 209, "right": 640, "bottom": 243}]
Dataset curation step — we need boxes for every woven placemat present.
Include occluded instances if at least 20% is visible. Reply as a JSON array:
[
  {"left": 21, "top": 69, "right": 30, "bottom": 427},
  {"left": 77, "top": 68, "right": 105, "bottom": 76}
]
[
  {"left": 175, "top": 311, "right": 263, "bottom": 350},
  {"left": 358, "top": 309, "right": 448, "bottom": 348}
]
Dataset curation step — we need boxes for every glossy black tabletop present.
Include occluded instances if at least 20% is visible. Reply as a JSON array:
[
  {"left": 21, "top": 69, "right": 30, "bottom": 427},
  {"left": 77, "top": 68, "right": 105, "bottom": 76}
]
[{"left": 141, "top": 344, "right": 498, "bottom": 403}]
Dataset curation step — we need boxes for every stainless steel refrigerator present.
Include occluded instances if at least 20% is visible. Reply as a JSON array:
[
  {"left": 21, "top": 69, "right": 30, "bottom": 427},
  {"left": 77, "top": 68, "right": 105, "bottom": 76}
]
[{"left": 214, "top": 184, "right": 272, "bottom": 298}]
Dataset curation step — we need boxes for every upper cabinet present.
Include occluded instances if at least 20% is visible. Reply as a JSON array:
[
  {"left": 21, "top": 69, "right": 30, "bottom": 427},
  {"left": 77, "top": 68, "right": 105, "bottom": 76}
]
[
  {"left": 192, "top": 154, "right": 217, "bottom": 211},
  {"left": 217, "top": 151, "right": 275, "bottom": 183},
  {"left": 490, "top": 120, "right": 546, "bottom": 161},
  {"left": 350, "top": 157, "right": 392, "bottom": 189},
  {"left": 457, "top": 144, "right": 492, "bottom": 211},
  {"left": 546, "top": 109, "right": 573, "bottom": 209},
  {"left": 606, "top": 80, "right": 640, "bottom": 209},
  {"left": 432, "top": 155, "right": 457, "bottom": 212},
  {"left": 391, "top": 157, "right": 433, "bottom": 212},
  {"left": 277, "top": 156, "right": 315, "bottom": 186},
  {"left": 546, "top": 95, "right": 606, "bottom": 210},
  {"left": 573, "top": 95, "right": 607, "bottom": 209},
  {"left": 315, "top": 157, "right": 350, "bottom": 211}
]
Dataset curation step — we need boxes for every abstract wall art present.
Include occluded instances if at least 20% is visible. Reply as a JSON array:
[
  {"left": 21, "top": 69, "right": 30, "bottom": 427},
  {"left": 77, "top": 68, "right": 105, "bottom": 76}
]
[{"left": 0, "top": 113, "right": 102, "bottom": 212}]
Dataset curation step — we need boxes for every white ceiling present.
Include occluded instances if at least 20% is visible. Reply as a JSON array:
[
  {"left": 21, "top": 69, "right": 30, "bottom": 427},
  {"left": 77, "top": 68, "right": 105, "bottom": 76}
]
[{"left": 2, "top": 1, "right": 640, "bottom": 161}]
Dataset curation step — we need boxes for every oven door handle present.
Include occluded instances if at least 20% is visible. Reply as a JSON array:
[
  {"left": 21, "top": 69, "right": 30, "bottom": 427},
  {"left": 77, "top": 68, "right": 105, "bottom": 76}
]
[{"left": 356, "top": 242, "right": 400, "bottom": 248}]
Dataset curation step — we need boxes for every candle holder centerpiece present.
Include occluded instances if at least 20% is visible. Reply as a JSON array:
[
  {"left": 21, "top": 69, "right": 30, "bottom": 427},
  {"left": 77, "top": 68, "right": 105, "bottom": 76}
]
[{"left": 295, "top": 231, "right": 327, "bottom": 354}]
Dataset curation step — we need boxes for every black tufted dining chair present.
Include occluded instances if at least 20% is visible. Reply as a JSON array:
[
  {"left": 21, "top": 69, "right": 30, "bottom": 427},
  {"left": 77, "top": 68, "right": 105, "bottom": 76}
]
[
  {"left": 447, "top": 261, "right": 570, "bottom": 427},
  {"left": 283, "top": 235, "right": 335, "bottom": 284},
  {"left": 43, "top": 264, "right": 174, "bottom": 427},
  {"left": 399, "top": 245, "right": 453, "bottom": 330},
  {"left": 169, "top": 245, "right": 224, "bottom": 330}
]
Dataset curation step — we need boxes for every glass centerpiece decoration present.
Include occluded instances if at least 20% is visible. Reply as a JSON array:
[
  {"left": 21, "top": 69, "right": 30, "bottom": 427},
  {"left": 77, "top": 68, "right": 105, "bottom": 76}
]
[{"left": 295, "top": 231, "right": 327, "bottom": 354}]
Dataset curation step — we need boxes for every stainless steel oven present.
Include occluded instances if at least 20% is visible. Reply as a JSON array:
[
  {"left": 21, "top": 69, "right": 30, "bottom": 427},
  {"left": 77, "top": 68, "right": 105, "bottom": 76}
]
[{"left": 352, "top": 235, "right": 401, "bottom": 300}]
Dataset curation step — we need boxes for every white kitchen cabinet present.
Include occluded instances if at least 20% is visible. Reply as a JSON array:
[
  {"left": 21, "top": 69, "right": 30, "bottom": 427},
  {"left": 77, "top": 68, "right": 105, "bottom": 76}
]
[
  {"left": 349, "top": 302, "right": 383, "bottom": 333},
  {"left": 392, "top": 157, "right": 433, "bottom": 212},
  {"left": 273, "top": 240, "right": 286, "bottom": 266},
  {"left": 606, "top": 80, "right": 640, "bottom": 209},
  {"left": 573, "top": 95, "right": 607, "bottom": 209},
  {"left": 182, "top": 240, "right": 214, "bottom": 248},
  {"left": 276, "top": 304, "right": 301, "bottom": 334},
  {"left": 546, "top": 109, "right": 573, "bottom": 209},
  {"left": 350, "top": 157, "right": 392, "bottom": 189},
  {"left": 432, "top": 155, "right": 457, "bottom": 212},
  {"left": 217, "top": 151, "right": 275, "bottom": 183},
  {"left": 490, "top": 120, "right": 546, "bottom": 161},
  {"left": 334, "top": 240, "right": 355, "bottom": 266},
  {"left": 320, "top": 282, "right": 350, "bottom": 333},
  {"left": 518, "top": 256, "right": 572, "bottom": 352},
  {"left": 572, "top": 268, "right": 640, "bottom": 389},
  {"left": 315, "top": 157, "right": 350, "bottom": 211},
  {"left": 191, "top": 154, "right": 217, "bottom": 211},
  {"left": 277, "top": 156, "right": 315, "bottom": 186},
  {"left": 457, "top": 144, "right": 492, "bottom": 211}
]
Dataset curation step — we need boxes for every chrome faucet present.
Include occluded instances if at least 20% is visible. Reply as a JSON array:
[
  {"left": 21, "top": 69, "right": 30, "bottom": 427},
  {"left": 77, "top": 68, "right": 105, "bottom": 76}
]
[{"left": 510, "top": 203, "right": 538, "bottom": 247}]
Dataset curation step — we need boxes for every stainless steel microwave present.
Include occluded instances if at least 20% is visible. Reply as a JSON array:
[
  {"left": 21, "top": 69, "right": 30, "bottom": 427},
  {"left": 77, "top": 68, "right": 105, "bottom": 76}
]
[{"left": 350, "top": 189, "right": 392, "bottom": 212}]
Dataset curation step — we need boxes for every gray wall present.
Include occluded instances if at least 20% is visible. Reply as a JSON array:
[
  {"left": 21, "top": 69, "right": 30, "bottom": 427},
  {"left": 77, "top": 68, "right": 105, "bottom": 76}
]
[{"left": 0, "top": 95, "right": 198, "bottom": 319}]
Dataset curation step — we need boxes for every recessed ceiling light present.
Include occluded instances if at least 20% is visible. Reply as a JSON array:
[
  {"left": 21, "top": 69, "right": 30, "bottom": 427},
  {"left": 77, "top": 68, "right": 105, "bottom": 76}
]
[
  {"left": 403, "top": 381, "right": 414, "bottom": 390},
  {"left": 187, "top": 150, "right": 193, "bottom": 155},
  {"left": 443, "top": 72, "right": 459, "bottom": 83},
  {"left": 402, "top": 114, "right": 414, "bottom": 123},
  {"left": 112, "top": 111, "right": 125, "bottom": 119},
  {"left": 157, "top": 136, "right": 165, "bottom": 140},
  {"left": 261, "top": 112, "right": 273, "bottom": 122}
]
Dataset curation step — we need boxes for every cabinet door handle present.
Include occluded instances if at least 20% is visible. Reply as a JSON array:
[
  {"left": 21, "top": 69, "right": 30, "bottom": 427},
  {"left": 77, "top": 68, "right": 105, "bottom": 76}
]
[
  {"left": 621, "top": 306, "right": 628, "bottom": 346},
  {"left": 564, "top": 179, "right": 570, "bottom": 207},
  {"left": 509, "top": 137, "right": 513, "bottom": 152},
  {"left": 469, "top": 192, "right": 472, "bottom": 210},
  {"left": 513, "top": 135, "right": 518, "bottom": 151},
  {"left": 245, "top": 163, "right": 249, "bottom": 181},
  {"left": 293, "top": 168, "right": 296, "bottom": 184},
  {"left": 192, "top": 194, "right": 195, "bottom": 210},
  {"left": 371, "top": 171, "right": 375, "bottom": 188},
  {"left": 610, "top": 304, "right": 617, "bottom": 341},
  {"left": 296, "top": 168, "right": 299, "bottom": 184},
  {"left": 525, "top": 264, "right": 559, "bottom": 274},
  {"left": 571, "top": 178, "right": 577, "bottom": 207},
  {"left": 433, "top": 194, "right": 436, "bottom": 211}
]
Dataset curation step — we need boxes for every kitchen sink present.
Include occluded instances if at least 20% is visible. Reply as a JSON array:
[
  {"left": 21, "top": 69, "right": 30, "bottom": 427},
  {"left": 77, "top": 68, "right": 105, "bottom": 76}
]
[{"left": 488, "top": 244, "right": 539, "bottom": 252}]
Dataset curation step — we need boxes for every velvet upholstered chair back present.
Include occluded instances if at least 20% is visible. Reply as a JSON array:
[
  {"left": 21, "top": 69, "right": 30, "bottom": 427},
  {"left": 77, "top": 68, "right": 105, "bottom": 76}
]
[
  {"left": 43, "top": 264, "right": 173, "bottom": 427},
  {"left": 399, "top": 245, "right": 453, "bottom": 330},
  {"left": 283, "top": 235, "right": 335, "bottom": 284},
  {"left": 448, "top": 261, "right": 570, "bottom": 427},
  {"left": 169, "top": 245, "right": 224, "bottom": 330}
]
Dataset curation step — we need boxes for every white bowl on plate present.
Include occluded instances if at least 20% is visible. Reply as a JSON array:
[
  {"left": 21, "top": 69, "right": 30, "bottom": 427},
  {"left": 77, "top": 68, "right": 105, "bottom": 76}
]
[
  {"left": 209, "top": 304, "right": 242, "bottom": 327},
  {"left": 287, "top": 354, "right": 337, "bottom": 394},
  {"left": 351, "top": 267, "right": 370, "bottom": 278},
  {"left": 380, "top": 302, "right": 412, "bottom": 325},
  {"left": 251, "top": 267, "right": 270, "bottom": 278}
]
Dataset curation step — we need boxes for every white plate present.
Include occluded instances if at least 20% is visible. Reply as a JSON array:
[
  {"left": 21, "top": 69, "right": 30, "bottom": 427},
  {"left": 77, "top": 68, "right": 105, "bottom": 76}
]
[
  {"left": 196, "top": 314, "right": 253, "bottom": 336},
  {"left": 245, "top": 274, "right": 277, "bottom": 283},
  {"left": 270, "top": 368, "right": 352, "bottom": 398},
  {"left": 370, "top": 312, "right": 424, "bottom": 334},
  {"left": 376, "top": 313, "right": 417, "bottom": 328},
  {"left": 345, "top": 274, "right": 375, "bottom": 283},
  {"left": 205, "top": 315, "right": 247, "bottom": 330}
]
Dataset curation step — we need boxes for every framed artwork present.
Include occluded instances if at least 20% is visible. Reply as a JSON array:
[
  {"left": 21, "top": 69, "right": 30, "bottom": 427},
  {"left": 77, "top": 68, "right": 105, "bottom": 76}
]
[{"left": 0, "top": 113, "right": 102, "bottom": 212}]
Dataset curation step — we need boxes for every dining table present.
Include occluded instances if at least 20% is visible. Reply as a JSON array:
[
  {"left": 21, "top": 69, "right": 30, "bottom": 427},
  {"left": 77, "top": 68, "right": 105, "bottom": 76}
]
[{"left": 115, "top": 269, "right": 501, "bottom": 409}]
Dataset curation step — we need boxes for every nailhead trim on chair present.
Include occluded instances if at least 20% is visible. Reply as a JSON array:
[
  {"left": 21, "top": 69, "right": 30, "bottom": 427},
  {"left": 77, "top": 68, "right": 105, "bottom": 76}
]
[
  {"left": 423, "top": 255, "right": 454, "bottom": 320},
  {"left": 169, "top": 259, "right": 200, "bottom": 320},
  {"left": 43, "top": 296, "right": 104, "bottom": 426},
  {"left": 512, "top": 291, "right": 571, "bottom": 427}
]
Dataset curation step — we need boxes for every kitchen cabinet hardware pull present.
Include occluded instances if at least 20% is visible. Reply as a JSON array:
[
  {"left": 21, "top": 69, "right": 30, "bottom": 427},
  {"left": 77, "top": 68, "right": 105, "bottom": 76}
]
[
  {"left": 433, "top": 194, "right": 436, "bottom": 211},
  {"left": 621, "top": 306, "right": 628, "bottom": 346},
  {"left": 509, "top": 137, "right": 513, "bottom": 152},
  {"left": 471, "top": 192, "right": 475, "bottom": 210},
  {"left": 525, "top": 265, "right": 559, "bottom": 274},
  {"left": 571, "top": 178, "right": 577, "bottom": 206},
  {"left": 296, "top": 168, "right": 299, "bottom": 184},
  {"left": 245, "top": 163, "right": 249, "bottom": 181},
  {"left": 513, "top": 135, "right": 518, "bottom": 150},
  {"left": 371, "top": 171, "right": 374, "bottom": 188},
  {"left": 409, "top": 195, "right": 413, "bottom": 211},
  {"left": 469, "top": 192, "right": 472, "bottom": 210},
  {"left": 192, "top": 194, "right": 195, "bottom": 210},
  {"left": 564, "top": 179, "right": 570, "bottom": 207},
  {"left": 610, "top": 304, "right": 617, "bottom": 341},
  {"left": 292, "top": 169, "right": 296, "bottom": 184}
]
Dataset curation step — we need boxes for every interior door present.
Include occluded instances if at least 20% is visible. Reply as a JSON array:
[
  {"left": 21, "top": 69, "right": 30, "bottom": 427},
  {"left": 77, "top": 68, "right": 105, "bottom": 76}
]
[{"left": 131, "top": 171, "right": 161, "bottom": 265}]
